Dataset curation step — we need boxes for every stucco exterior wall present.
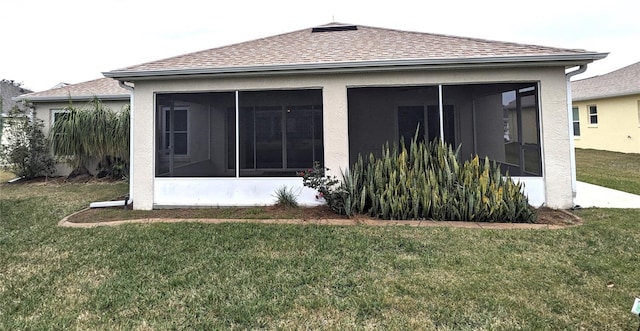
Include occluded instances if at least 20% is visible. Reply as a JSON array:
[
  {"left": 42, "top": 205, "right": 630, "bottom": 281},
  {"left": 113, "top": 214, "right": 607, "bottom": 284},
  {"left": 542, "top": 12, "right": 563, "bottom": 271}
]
[
  {"left": 32, "top": 99, "right": 130, "bottom": 176},
  {"left": 573, "top": 94, "right": 640, "bottom": 153},
  {"left": 130, "top": 66, "right": 572, "bottom": 210}
]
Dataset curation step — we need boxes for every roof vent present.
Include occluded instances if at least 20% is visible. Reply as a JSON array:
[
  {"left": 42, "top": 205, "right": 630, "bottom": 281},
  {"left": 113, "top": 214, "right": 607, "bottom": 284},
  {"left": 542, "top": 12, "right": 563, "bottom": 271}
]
[{"left": 312, "top": 24, "right": 358, "bottom": 33}]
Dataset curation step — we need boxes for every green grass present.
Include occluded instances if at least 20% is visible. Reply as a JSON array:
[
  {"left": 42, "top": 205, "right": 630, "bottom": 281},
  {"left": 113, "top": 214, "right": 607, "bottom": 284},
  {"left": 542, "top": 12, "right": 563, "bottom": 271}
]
[
  {"left": 576, "top": 148, "right": 640, "bottom": 195},
  {"left": 1, "top": 182, "right": 640, "bottom": 330},
  {"left": 0, "top": 169, "right": 16, "bottom": 182}
]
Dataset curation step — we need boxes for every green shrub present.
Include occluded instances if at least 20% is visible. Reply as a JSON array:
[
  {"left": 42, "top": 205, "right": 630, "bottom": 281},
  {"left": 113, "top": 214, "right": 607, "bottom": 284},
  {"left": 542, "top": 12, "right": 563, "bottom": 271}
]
[
  {"left": 303, "top": 137, "right": 536, "bottom": 223},
  {"left": 0, "top": 102, "right": 54, "bottom": 179},
  {"left": 299, "top": 163, "right": 350, "bottom": 214},
  {"left": 272, "top": 186, "right": 300, "bottom": 209}
]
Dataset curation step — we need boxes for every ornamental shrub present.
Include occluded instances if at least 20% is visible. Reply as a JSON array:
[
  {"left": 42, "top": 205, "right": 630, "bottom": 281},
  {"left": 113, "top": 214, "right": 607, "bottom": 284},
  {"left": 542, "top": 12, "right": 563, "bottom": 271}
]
[
  {"left": 0, "top": 102, "right": 54, "bottom": 179},
  {"left": 302, "top": 136, "right": 536, "bottom": 223}
]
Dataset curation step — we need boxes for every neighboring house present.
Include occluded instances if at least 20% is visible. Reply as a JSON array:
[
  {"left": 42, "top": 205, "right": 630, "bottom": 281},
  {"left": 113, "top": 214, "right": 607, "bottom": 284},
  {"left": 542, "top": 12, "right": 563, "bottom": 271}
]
[
  {"left": 103, "top": 22, "right": 606, "bottom": 210},
  {"left": 1, "top": 79, "right": 32, "bottom": 153},
  {"left": 571, "top": 61, "right": 640, "bottom": 153},
  {"left": 14, "top": 77, "right": 131, "bottom": 175}
]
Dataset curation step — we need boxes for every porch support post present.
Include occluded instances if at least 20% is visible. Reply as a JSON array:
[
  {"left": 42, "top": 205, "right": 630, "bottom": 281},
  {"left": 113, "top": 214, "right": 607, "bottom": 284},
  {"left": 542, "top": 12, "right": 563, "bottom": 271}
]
[
  {"left": 235, "top": 90, "right": 240, "bottom": 178},
  {"left": 540, "top": 72, "right": 574, "bottom": 209},
  {"left": 322, "top": 82, "right": 349, "bottom": 177},
  {"left": 131, "top": 85, "right": 155, "bottom": 210},
  {"left": 438, "top": 84, "right": 444, "bottom": 143}
]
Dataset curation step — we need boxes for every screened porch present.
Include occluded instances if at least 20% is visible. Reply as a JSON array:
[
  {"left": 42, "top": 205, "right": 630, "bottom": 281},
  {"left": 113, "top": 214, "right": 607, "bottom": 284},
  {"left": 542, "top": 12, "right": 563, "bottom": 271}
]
[
  {"left": 156, "top": 89, "right": 323, "bottom": 178},
  {"left": 347, "top": 82, "right": 543, "bottom": 177}
]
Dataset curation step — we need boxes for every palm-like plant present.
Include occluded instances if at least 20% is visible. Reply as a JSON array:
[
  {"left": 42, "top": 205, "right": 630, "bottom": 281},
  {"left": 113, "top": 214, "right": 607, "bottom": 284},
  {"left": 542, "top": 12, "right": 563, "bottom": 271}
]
[{"left": 49, "top": 97, "right": 129, "bottom": 177}]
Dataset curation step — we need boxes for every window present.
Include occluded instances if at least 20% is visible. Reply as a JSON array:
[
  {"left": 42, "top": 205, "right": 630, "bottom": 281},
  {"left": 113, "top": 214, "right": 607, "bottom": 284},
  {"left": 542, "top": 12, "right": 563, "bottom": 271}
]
[
  {"left": 162, "top": 107, "right": 188, "bottom": 156},
  {"left": 50, "top": 109, "right": 70, "bottom": 155},
  {"left": 51, "top": 109, "right": 70, "bottom": 125},
  {"left": 397, "top": 106, "right": 424, "bottom": 145},
  {"left": 637, "top": 100, "right": 640, "bottom": 126},
  {"left": 588, "top": 105, "right": 598, "bottom": 125},
  {"left": 572, "top": 107, "right": 580, "bottom": 136}
]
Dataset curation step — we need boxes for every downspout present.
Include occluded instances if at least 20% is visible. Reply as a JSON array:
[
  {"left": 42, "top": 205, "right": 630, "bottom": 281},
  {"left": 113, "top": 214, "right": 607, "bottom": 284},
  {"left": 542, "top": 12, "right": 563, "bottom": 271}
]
[
  {"left": 89, "top": 81, "right": 133, "bottom": 208},
  {"left": 566, "top": 64, "right": 587, "bottom": 204},
  {"left": 87, "top": 81, "right": 134, "bottom": 209}
]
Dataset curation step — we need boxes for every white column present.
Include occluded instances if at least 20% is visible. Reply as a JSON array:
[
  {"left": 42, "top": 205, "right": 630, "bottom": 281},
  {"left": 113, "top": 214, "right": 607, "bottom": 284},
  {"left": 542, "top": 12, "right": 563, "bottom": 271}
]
[
  {"left": 322, "top": 82, "right": 350, "bottom": 177},
  {"left": 540, "top": 73, "right": 574, "bottom": 209},
  {"left": 132, "top": 85, "right": 155, "bottom": 210}
]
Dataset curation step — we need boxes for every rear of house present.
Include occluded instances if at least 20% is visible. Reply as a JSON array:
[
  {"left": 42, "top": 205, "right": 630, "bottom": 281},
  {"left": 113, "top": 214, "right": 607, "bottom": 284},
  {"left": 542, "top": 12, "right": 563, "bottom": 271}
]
[
  {"left": 571, "top": 61, "right": 640, "bottom": 154},
  {"left": 104, "top": 23, "right": 606, "bottom": 210},
  {"left": 14, "top": 78, "right": 130, "bottom": 176}
]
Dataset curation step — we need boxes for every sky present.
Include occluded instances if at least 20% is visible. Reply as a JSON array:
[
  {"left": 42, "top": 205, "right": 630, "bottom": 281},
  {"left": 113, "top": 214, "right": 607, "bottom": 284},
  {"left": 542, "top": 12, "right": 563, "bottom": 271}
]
[{"left": 1, "top": 0, "right": 638, "bottom": 92}]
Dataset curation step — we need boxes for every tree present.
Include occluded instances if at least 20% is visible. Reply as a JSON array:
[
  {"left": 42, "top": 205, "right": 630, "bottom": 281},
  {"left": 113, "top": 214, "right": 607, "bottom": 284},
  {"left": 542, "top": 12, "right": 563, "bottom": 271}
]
[
  {"left": 49, "top": 98, "right": 129, "bottom": 178},
  {"left": 0, "top": 102, "right": 54, "bottom": 179}
]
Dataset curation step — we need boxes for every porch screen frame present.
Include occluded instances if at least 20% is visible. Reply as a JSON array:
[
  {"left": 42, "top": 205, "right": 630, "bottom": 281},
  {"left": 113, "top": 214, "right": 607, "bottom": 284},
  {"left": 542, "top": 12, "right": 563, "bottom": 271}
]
[{"left": 155, "top": 89, "right": 323, "bottom": 178}]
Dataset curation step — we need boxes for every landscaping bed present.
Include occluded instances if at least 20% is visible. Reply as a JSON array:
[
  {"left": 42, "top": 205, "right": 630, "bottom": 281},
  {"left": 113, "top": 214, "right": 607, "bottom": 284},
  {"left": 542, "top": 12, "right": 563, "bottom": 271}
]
[{"left": 65, "top": 203, "right": 581, "bottom": 226}]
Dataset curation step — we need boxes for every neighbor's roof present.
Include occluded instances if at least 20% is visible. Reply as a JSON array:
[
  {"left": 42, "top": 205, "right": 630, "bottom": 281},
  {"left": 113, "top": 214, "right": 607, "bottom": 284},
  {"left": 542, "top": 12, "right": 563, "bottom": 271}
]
[
  {"left": 572, "top": 61, "right": 640, "bottom": 101},
  {"left": 14, "top": 77, "right": 130, "bottom": 102},
  {"left": 104, "top": 22, "right": 607, "bottom": 80}
]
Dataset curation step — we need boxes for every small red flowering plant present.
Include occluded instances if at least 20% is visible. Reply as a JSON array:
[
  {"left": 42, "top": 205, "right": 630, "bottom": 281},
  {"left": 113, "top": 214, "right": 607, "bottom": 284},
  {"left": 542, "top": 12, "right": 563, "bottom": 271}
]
[{"left": 299, "top": 161, "right": 348, "bottom": 214}]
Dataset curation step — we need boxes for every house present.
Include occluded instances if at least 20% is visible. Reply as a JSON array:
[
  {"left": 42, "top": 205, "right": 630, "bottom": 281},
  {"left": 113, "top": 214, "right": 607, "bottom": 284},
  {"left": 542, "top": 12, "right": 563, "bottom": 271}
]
[
  {"left": 14, "top": 77, "right": 131, "bottom": 175},
  {"left": 571, "top": 62, "right": 640, "bottom": 153},
  {"left": 103, "top": 23, "right": 606, "bottom": 210},
  {"left": 1, "top": 79, "right": 32, "bottom": 153}
]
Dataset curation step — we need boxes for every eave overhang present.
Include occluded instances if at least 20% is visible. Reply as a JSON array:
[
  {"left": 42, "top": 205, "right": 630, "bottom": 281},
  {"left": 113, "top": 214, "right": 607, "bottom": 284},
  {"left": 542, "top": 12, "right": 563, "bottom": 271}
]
[
  {"left": 104, "top": 53, "right": 608, "bottom": 81},
  {"left": 12, "top": 94, "right": 131, "bottom": 102}
]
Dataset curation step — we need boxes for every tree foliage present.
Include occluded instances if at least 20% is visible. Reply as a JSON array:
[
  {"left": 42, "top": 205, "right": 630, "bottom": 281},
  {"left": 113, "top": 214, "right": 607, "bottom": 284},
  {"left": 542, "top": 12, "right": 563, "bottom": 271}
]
[
  {"left": 0, "top": 102, "right": 54, "bottom": 179},
  {"left": 49, "top": 98, "right": 129, "bottom": 178}
]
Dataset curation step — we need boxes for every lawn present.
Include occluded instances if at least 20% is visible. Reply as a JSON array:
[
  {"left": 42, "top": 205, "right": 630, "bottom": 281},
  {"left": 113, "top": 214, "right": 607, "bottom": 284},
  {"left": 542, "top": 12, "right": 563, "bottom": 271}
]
[
  {"left": 575, "top": 148, "right": 640, "bottom": 195},
  {"left": 0, "top": 170, "right": 16, "bottom": 183},
  {"left": 1, "top": 181, "right": 639, "bottom": 330}
]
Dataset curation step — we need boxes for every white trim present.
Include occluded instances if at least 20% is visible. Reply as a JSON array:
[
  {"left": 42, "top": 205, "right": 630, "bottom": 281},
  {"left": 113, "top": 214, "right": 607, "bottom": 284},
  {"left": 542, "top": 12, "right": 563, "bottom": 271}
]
[
  {"left": 438, "top": 85, "right": 444, "bottom": 142},
  {"left": 235, "top": 91, "right": 240, "bottom": 178},
  {"left": 103, "top": 53, "right": 608, "bottom": 80},
  {"left": 14, "top": 94, "right": 130, "bottom": 102}
]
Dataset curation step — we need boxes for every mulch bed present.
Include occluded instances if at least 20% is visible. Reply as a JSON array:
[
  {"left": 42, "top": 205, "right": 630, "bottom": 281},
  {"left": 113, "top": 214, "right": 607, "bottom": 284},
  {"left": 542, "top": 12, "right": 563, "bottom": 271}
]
[
  {"left": 65, "top": 204, "right": 582, "bottom": 227},
  {"left": 5, "top": 176, "right": 582, "bottom": 227}
]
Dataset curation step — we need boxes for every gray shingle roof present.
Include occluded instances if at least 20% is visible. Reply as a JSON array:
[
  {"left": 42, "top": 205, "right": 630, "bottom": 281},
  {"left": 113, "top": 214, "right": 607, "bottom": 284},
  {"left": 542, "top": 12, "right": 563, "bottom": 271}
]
[
  {"left": 105, "top": 23, "right": 606, "bottom": 79},
  {"left": 15, "top": 77, "right": 130, "bottom": 102},
  {"left": 572, "top": 61, "right": 640, "bottom": 101}
]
